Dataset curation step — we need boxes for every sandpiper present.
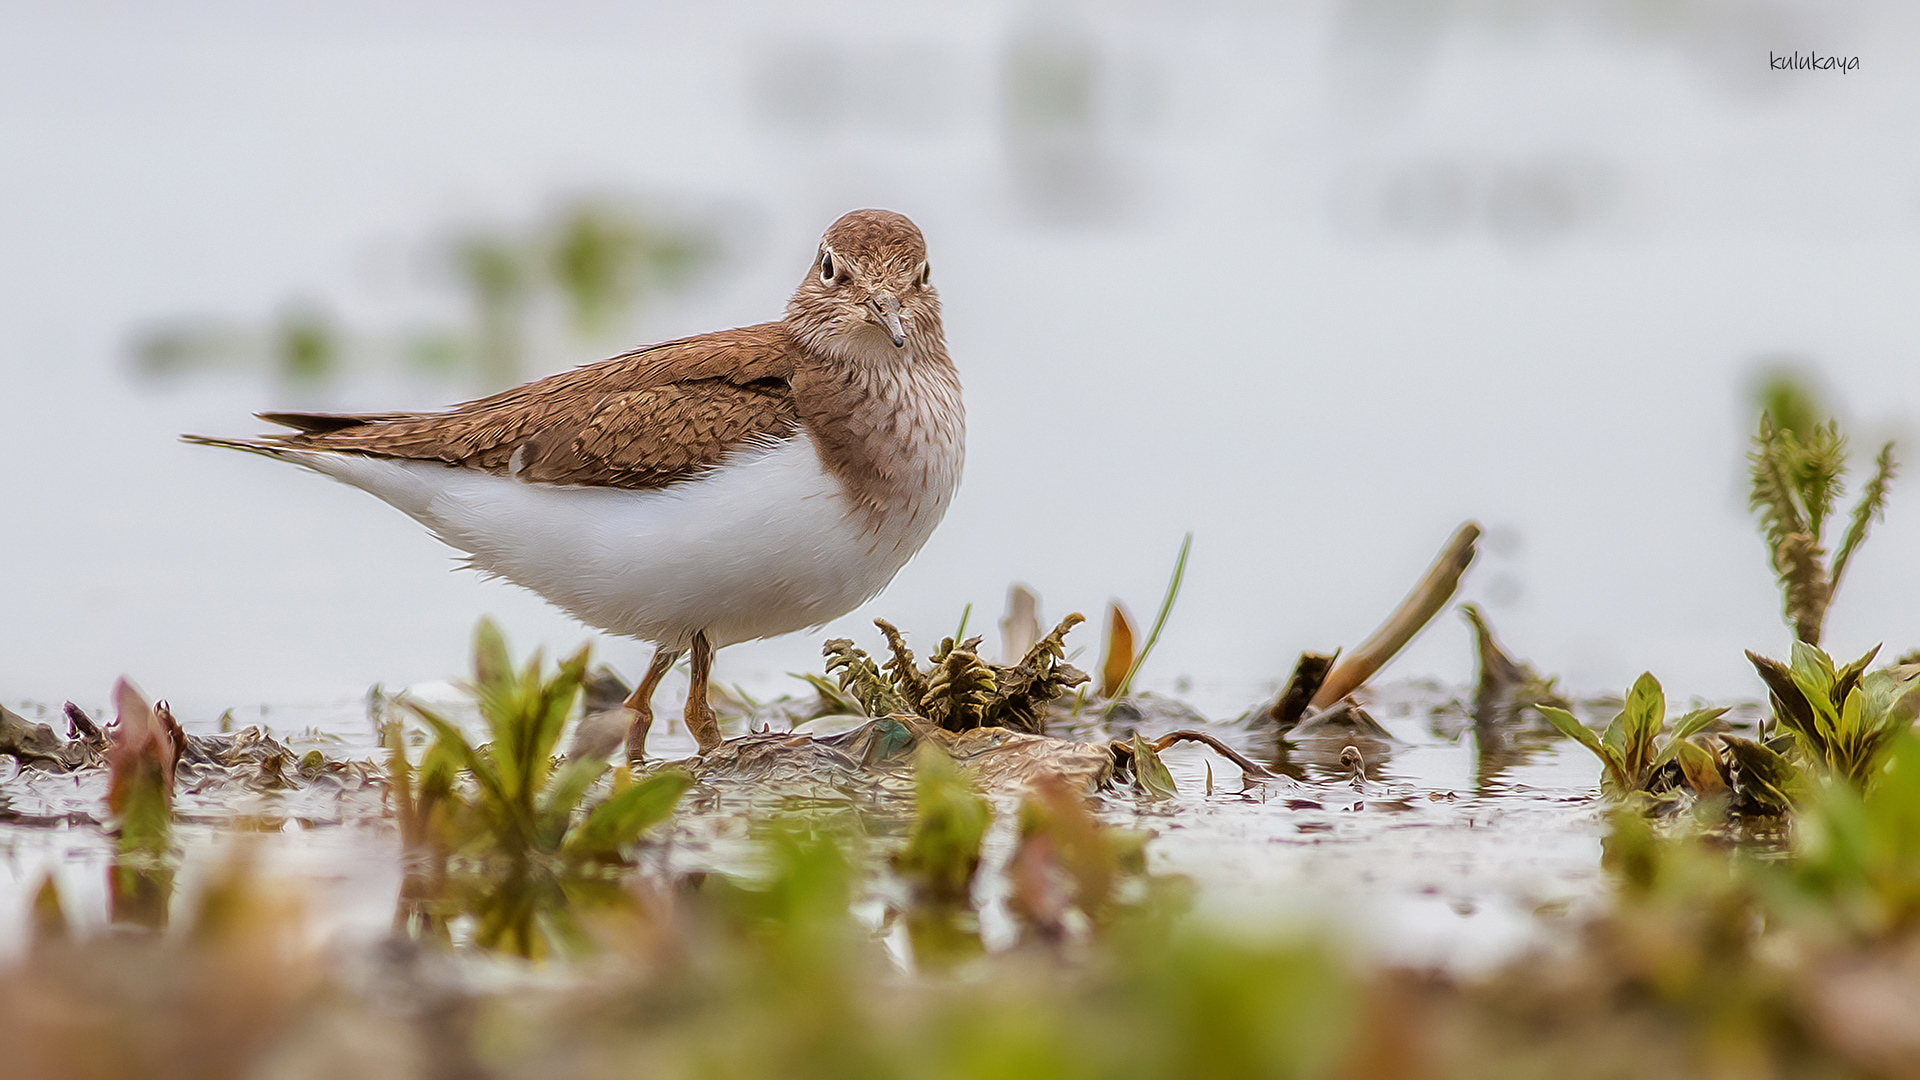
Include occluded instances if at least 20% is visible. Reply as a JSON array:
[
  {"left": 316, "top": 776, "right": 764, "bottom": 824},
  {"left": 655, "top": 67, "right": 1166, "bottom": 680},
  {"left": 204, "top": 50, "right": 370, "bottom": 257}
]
[{"left": 188, "top": 209, "right": 964, "bottom": 759}]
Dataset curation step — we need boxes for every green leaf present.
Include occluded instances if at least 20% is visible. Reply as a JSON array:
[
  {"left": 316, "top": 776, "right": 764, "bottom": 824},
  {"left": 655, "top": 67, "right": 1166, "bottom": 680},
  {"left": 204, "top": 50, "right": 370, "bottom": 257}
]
[
  {"left": 1669, "top": 706, "right": 1729, "bottom": 744},
  {"left": 1600, "top": 708, "right": 1628, "bottom": 760},
  {"left": 1831, "top": 441, "right": 1897, "bottom": 591},
  {"left": 1654, "top": 707, "right": 1729, "bottom": 769},
  {"left": 1749, "top": 650, "right": 1819, "bottom": 742},
  {"left": 1129, "top": 735, "right": 1178, "bottom": 800},
  {"left": 1540, "top": 705, "right": 1605, "bottom": 758},
  {"left": 1750, "top": 415, "right": 1809, "bottom": 550},
  {"left": 1838, "top": 685, "right": 1865, "bottom": 746},
  {"left": 1722, "top": 736, "right": 1803, "bottom": 814},
  {"left": 1622, "top": 672, "right": 1665, "bottom": 776},
  {"left": 1866, "top": 667, "right": 1920, "bottom": 732},
  {"left": 1674, "top": 739, "right": 1726, "bottom": 798},
  {"left": 1796, "top": 420, "right": 1848, "bottom": 543},
  {"left": 536, "top": 757, "right": 610, "bottom": 848},
  {"left": 563, "top": 769, "right": 692, "bottom": 862},
  {"left": 405, "top": 700, "right": 510, "bottom": 815},
  {"left": 1790, "top": 639, "right": 1838, "bottom": 695},
  {"left": 1833, "top": 644, "right": 1882, "bottom": 707},
  {"left": 1104, "top": 532, "right": 1192, "bottom": 709},
  {"left": 790, "top": 671, "right": 866, "bottom": 719}
]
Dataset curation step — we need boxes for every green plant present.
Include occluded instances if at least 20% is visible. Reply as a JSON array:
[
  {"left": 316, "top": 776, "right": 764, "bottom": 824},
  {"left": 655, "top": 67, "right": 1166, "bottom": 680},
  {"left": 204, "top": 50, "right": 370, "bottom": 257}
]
[
  {"left": 1747, "top": 641, "right": 1920, "bottom": 790},
  {"left": 1748, "top": 374, "right": 1897, "bottom": 646},
  {"left": 395, "top": 620, "right": 691, "bottom": 957},
  {"left": 1539, "top": 674, "right": 1726, "bottom": 799}
]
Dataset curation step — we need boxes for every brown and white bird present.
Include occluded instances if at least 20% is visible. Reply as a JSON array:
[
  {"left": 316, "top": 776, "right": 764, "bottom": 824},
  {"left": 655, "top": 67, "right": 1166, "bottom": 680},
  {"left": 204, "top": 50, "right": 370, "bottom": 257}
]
[{"left": 187, "top": 209, "right": 964, "bottom": 760}]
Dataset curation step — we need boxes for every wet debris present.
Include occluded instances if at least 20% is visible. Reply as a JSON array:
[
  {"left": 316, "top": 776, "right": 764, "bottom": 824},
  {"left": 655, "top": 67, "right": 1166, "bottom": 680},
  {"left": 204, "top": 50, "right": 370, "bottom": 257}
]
[
  {"left": 672, "top": 714, "right": 1118, "bottom": 811},
  {"left": 1, "top": 686, "right": 382, "bottom": 820},
  {"left": 0, "top": 703, "right": 106, "bottom": 771}
]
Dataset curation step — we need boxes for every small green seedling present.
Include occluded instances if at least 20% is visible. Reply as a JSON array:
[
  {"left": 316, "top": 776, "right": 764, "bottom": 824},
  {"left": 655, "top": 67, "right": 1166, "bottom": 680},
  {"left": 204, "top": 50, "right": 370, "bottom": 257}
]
[
  {"left": 396, "top": 620, "right": 691, "bottom": 957},
  {"left": 1539, "top": 674, "right": 1726, "bottom": 799},
  {"left": 1748, "top": 641, "right": 1920, "bottom": 790}
]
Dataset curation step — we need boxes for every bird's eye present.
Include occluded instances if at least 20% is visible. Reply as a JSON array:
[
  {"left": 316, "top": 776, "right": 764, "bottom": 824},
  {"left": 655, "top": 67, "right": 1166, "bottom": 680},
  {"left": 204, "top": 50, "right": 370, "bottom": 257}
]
[
  {"left": 917, "top": 262, "right": 930, "bottom": 288},
  {"left": 820, "top": 253, "right": 836, "bottom": 284}
]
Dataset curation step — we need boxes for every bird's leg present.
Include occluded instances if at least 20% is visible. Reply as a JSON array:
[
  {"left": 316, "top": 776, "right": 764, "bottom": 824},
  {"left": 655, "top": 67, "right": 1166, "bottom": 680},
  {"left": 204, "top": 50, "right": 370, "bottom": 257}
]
[
  {"left": 684, "top": 631, "right": 722, "bottom": 755},
  {"left": 624, "top": 646, "right": 683, "bottom": 764}
]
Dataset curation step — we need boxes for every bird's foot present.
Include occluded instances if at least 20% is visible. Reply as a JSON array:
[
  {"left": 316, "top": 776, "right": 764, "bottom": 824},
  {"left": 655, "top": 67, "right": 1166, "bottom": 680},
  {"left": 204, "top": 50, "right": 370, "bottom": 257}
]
[
  {"left": 686, "top": 631, "right": 722, "bottom": 755},
  {"left": 623, "top": 704, "right": 654, "bottom": 765},
  {"left": 687, "top": 704, "right": 721, "bottom": 755}
]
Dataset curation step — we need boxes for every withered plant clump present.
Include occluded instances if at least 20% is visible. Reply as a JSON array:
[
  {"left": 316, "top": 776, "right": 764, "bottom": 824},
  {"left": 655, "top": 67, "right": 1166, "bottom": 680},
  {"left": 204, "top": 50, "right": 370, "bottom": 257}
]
[{"left": 822, "top": 616, "right": 1090, "bottom": 734}]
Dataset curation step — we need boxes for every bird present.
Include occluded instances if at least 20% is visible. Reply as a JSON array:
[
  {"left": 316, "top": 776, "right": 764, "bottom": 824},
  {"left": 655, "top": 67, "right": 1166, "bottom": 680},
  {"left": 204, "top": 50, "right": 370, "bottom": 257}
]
[{"left": 186, "top": 209, "right": 964, "bottom": 761}]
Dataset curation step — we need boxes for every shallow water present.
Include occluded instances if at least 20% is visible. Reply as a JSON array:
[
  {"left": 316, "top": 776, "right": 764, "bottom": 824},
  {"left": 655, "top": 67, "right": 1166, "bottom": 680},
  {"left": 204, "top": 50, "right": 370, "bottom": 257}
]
[{"left": 0, "top": 678, "right": 1616, "bottom": 971}]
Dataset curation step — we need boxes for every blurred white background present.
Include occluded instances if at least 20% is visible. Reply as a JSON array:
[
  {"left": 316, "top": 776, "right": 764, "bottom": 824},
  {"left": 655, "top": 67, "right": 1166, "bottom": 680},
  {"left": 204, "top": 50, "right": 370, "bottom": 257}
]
[{"left": 2, "top": 0, "right": 1916, "bottom": 720}]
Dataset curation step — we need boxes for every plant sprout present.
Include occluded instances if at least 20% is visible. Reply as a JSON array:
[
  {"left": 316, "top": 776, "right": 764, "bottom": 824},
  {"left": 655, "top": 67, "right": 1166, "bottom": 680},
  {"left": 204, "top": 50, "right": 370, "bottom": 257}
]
[{"left": 1748, "top": 373, "right": 1897, "bottom": 646}]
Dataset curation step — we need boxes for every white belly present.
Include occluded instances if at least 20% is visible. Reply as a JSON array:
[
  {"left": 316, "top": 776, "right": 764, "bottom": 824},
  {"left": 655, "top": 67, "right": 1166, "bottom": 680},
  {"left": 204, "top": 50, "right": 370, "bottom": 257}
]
[{"left": 284, "top": 435, "right": 954, "bottom": 647}]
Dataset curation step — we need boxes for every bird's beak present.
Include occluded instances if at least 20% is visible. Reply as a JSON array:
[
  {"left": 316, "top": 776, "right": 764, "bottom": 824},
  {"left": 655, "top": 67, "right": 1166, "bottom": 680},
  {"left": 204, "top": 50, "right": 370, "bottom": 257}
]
[{"left": 867, "top": 294, "right": 906, "bottom": 348}]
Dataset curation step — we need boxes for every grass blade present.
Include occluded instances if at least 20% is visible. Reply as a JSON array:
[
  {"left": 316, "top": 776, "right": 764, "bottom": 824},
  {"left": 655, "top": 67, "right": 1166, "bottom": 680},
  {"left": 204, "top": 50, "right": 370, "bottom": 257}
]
[{"left": 1104, "top": 533, "right": 1191, "bottom": 708}]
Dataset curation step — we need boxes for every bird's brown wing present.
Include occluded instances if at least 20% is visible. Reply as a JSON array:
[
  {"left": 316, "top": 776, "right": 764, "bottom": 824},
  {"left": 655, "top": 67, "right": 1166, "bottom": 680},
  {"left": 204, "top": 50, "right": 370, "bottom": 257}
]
[{"left": 258, "top": 322, "right": 804, "bottom": 490}]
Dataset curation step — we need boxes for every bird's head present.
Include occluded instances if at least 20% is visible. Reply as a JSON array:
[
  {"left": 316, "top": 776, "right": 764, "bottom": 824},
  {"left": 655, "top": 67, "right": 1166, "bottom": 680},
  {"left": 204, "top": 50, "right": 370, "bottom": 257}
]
[{"left": 787, "top": 209, "right": 939, "bottom": 363}]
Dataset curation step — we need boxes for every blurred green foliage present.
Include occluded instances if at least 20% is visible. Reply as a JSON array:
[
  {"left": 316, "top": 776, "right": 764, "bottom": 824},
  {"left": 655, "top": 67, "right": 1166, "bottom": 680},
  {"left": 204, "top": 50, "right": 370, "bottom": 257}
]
[
  {"left": 130, "top": 197, "right": 720, "bottom": 391},
  {"left": 892, "top": 744, "right": 991, "bottom": 966}
]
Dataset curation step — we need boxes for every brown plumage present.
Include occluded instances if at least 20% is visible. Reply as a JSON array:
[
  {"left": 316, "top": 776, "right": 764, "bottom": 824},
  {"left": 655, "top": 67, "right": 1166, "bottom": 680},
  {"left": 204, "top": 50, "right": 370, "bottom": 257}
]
[{"left": 256, "top": 322, "right": 804, "bottom": 490}]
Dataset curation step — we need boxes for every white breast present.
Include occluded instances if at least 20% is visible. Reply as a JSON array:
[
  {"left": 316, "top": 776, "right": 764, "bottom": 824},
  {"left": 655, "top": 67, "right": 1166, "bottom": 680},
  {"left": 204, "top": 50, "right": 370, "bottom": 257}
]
[{"left": 282, "top": 433, "right": 958, "bottom": 647}]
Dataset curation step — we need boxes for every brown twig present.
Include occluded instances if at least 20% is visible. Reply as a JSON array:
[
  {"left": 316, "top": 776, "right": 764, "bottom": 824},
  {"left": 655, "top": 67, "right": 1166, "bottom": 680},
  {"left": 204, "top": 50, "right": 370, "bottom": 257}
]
[
  {"left": 1148, "top": 730, "right": 1276, "bottom": 781},
  {"left": 1310, "top": 522, "right": 1481, "bottom": 711}
]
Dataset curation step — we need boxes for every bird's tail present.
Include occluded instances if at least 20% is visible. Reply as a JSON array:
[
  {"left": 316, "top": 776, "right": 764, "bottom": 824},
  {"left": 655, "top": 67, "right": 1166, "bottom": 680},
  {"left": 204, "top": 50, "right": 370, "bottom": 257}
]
[{"left": 179, "top": 433, "right": 297, "bottom": 461}]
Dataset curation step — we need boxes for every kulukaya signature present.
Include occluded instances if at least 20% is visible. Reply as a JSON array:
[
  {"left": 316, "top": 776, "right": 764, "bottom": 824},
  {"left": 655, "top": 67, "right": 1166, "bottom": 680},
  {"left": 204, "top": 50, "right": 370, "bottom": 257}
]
[{"left": 1771, "top": 51, "right": 1861, "bottom": 73}]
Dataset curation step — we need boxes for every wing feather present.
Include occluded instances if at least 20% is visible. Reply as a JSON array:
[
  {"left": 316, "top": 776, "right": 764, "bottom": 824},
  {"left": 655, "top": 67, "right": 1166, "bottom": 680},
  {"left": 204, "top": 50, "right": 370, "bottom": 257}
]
[{"left": 255, "top": 323, "right": 802, "bottom": 490}]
